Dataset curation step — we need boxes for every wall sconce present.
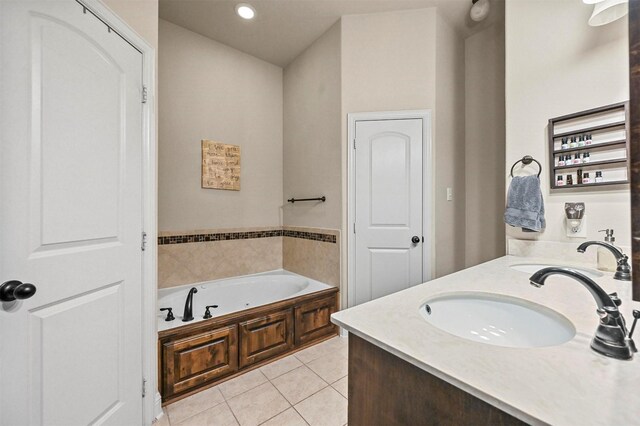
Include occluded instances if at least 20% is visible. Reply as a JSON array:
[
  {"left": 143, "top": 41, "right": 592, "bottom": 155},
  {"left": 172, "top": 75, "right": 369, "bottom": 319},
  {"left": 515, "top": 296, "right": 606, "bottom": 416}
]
[
  {"left": 470, "top": 0, "right": 490, "bottom": 22},
  {"left": 584, "top": 0, "right": 628, "bottom": 26}
]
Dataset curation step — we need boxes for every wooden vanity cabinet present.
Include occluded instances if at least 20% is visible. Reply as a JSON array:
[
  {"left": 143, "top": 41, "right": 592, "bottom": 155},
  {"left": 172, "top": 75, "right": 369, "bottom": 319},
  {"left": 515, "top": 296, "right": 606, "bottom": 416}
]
[
  {"left": 159, "top": 288, "right": 339, "bottom": 404},
  {"left": 162, "top": 325, "right": 238, "bottom": 397},
  {"left": 239, "top": 309, "right": 293, "bottom": 368}
]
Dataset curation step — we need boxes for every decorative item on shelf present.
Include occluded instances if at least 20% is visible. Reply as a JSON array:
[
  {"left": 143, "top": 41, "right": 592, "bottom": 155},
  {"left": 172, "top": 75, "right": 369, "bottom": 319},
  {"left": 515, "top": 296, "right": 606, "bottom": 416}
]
[
  {"left": 287, "top": 196, "right": 326, "bottom": 203},
  {"left": 567, "top": 174, "right": 573, "bottom": 186},
  {"left": 509, "top": 155, "right": 542, "bottom": 177}
]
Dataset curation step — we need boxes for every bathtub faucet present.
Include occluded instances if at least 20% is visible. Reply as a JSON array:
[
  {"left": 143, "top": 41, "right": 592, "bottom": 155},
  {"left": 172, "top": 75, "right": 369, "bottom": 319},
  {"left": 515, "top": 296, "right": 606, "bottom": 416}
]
[{"left": 182, "top": 287, "right": 198, "bottom": 322}]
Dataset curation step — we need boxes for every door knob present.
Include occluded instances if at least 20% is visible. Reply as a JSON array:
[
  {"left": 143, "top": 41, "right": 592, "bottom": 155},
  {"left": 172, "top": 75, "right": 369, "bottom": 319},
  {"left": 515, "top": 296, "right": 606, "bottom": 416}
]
[
  {"left": 411, "top": 236, "right": 421, "bottom": 244},
  {"left": 0, "top": 280, "right": 37, "bottom": 302}
]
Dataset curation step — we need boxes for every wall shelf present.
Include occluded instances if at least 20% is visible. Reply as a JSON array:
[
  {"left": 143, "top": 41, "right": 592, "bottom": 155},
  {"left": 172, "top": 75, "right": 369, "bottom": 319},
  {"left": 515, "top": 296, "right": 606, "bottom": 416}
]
[
  {"left": 552, "top": 140, "right": 627, "bottom": 155},
  {"left": 553, "top": 158, "right": 627, "bottom": 171},
  {"left": 552, "top": 121, "right": 626, "bottom": 139},
  {"left": 548, "top": 102, "right": 629, "bottom": 190}
]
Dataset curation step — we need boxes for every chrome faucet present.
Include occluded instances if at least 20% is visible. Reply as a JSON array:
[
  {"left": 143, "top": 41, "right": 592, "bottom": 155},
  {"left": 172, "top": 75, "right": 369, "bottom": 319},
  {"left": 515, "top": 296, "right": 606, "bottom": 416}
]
[
  {"left": 182, "top": 287, "right": 198, "bottom": 322},
  {"left": 529, "top": 267, "right": 637, "bottom": 360},
  {"left": 576, "top": 241, "right": 631, "bottom": 281}
]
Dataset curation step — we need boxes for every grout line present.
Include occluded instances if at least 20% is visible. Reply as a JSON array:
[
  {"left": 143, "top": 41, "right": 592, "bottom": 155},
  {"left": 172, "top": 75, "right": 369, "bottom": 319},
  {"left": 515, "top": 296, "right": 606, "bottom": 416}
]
[
  {"left": 257, "top": 380, "right": 293, "bottom": 425},
  {"left": 165, "top": 394, "right": 227, "bottom": 426},
  {"left": 266, "top": 374, "right": 313, "bottom": 426},
  {"left": 220, "top": 371, "right": 269, "bottom": 402},
  {"left": 223, "top": 401, "right": 242, "bottom": 426}
]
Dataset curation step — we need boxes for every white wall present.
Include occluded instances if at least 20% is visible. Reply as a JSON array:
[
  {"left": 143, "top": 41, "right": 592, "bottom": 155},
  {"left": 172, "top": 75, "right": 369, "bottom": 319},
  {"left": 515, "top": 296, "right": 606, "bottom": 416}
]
[
  {"left": 465, "top": 21, "right": 506, "bottom": 267},
  {"left": 505, "top": 0, "right": 630, "bottom": 246},
  {"left": 283, "top": 22, "right": 342, "bottom": 229},
  {"left": 158, "top": 20, "right": 283, "bottom": 232}
]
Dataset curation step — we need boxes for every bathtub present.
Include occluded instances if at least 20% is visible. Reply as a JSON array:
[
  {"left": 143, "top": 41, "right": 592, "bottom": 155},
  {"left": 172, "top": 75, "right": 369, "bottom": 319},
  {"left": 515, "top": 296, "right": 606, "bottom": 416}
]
[{"left": 157, "top": 269, "right": 333, "bottom": 332}]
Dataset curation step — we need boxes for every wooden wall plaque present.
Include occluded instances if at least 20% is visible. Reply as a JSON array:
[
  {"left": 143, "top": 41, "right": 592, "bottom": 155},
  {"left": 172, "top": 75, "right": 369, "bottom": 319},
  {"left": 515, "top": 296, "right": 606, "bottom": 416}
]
[{"left": 201, "top": 140, "right": 240, "bottom": 191}]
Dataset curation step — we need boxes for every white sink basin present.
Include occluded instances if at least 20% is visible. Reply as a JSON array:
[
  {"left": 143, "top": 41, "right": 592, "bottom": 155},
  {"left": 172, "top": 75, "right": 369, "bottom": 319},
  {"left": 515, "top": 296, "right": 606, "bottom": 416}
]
[
  {"left": 420, "top": 293, "right": 575, "bottom": 348},
  {"left": 510, "top": 263, "right": 603, "bottom": 278}
]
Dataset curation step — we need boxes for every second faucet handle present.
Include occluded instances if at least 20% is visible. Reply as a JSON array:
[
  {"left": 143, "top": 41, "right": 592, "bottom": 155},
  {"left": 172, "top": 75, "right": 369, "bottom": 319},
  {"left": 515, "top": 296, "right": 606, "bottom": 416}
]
[
  {"left": 203, "top": 305, "right": 219, "bottom": 319},
  {"left": 160, "top": 307, "right": 175, "bottom": 321}
]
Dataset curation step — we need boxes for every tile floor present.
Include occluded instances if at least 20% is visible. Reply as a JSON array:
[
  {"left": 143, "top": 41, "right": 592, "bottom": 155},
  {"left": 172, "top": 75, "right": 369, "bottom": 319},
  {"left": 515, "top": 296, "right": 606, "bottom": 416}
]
[{"left": 156, "top": 336, "right": 349, "bottom": 426}]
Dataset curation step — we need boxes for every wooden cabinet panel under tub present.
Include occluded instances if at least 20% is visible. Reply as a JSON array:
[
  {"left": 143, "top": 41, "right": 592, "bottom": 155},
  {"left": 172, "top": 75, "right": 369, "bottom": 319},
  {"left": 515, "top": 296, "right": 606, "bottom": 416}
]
[
  {"left": 239, "top": 309, "right": 293, "bottom": 368},
  {"left": 158, "top": 287, "right": 339, "bottom": 404},
  {"left": 294, "top": 296, "right": 338, "bottom": 345},
  {"left": 162, "top": 325, "right": 238, "bottom": 397}
]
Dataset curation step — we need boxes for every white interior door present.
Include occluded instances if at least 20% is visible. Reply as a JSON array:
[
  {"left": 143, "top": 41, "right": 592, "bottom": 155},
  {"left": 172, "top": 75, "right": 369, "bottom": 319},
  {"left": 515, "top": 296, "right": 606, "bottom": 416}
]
[
  {"left": 354, "top": 119, "right": 423, "bottom": 306},
  {"left": 0, "top": 1, "right": 145, "bottom": 424}
]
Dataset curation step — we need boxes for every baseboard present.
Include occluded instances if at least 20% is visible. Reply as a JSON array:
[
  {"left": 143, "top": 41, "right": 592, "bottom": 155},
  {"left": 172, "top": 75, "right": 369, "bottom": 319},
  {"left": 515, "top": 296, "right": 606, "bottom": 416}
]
[{"left": 154, "top": 392, "right": 164, "bottom": 421}]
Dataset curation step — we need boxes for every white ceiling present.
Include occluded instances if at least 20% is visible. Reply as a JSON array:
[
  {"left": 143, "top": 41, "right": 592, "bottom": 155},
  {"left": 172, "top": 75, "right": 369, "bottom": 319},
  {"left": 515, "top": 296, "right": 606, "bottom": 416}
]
[{"left": 159, "top": 0, "right": 504, "bottom": 67}]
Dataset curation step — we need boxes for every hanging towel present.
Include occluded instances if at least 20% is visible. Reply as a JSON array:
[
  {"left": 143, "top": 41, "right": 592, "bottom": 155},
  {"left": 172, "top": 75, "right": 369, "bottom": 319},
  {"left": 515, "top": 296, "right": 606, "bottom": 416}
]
[{"left": 504, "top": 175, "right": 545, "bottom": 232}]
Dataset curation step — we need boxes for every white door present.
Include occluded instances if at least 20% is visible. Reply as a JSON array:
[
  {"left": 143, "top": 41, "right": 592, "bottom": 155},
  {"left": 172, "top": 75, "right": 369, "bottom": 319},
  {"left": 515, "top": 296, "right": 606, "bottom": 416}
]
[
  {"left": 0, "top": 1, "right": 145, "bottom": 425},
  {"left": 354, "top": 119, "right": 423, "bottom": 305}
]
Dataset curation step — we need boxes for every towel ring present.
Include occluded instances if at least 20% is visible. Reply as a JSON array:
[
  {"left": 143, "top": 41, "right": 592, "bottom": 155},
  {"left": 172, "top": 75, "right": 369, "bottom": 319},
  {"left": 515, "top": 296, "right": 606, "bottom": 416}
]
[{"left": 510, "top": 155, "right": 541, "bottom": 178}]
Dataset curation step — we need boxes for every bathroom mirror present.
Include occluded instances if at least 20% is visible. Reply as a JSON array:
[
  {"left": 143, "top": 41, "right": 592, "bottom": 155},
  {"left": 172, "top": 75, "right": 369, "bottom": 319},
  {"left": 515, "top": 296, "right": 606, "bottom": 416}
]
[{"left": 629, "top": 2, "right": 639, "bottom": 301}]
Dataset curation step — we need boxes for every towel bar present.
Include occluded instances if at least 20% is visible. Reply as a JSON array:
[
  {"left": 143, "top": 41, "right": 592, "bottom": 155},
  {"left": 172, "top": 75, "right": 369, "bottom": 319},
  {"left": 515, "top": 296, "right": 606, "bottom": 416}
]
[{"left": 510, "top": 155, "right": 541, "bottom": 177}]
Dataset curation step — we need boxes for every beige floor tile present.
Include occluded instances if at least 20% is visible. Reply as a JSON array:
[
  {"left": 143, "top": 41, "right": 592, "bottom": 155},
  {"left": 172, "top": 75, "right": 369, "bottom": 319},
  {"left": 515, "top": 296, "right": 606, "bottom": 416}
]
[
  {"left": 218, "top": 369, "right": 268, "bottom": 400},
  {"left": 260, "top": 355, "right": 303, "bottom": 380},
  {"left": 173, "top": 402, "right": 239, "bottom": 426},
  {"left": 153, "top": 413, "right": 171, "bottom": 426},
  {"left": 306, "top": 352, "right": 348, "bottom": 384},
  {"left": 260, "top": 408, "right": 307, "bottom": 426},
  {"left": 166, "top": 386, "right": 225, "bottom": 424},
  {"left": 295, "top": 387, "right": 347, "bottom": 426},
  {"left": 271, "top": 365, "right": 328, "bottom": 405},
  {"left": 295, "top": 337, "right": 345, "bottom": 364},
  {"left": 227, "top": 382, "right": 290, "bottom": 426},
  {"left": 331, "top": 376, "right": 348, "bottom": 399}
]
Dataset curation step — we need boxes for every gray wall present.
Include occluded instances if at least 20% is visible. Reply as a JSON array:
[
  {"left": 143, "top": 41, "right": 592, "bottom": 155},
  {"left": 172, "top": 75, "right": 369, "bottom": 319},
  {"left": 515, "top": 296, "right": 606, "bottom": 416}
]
[
  {"left": 283, "top": 22, "right": 342, "bottom": 229},
  {"left": 464, "top": 21, "right": 506, "bottom": 267},
  {"left": 158, "top": 20, "right": 283, "bottom": 232}
]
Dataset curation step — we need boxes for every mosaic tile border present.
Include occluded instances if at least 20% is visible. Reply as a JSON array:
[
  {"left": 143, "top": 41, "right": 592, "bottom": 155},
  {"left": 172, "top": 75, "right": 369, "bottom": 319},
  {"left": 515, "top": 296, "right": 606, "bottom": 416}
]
[{"left": 158, "top": 229, "right": 336, "bottom": 245}]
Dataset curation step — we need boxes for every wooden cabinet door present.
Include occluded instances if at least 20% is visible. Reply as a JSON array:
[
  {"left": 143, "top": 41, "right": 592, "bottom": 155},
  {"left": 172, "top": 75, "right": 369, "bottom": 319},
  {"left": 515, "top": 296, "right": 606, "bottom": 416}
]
[
  {"left": 162, "top": 325, "right": 238, "bottom": 397},
  {"left": 239, "top": 310, "right": 293, "bottom": 368},
  {"left": 295, "top": 295, "right": 337, "bottom": 345}
]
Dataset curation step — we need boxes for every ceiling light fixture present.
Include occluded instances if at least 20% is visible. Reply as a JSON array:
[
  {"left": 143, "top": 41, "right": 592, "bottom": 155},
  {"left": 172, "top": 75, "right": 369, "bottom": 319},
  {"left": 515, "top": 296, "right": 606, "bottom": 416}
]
[
  {"left": 588, "top": 0, "right": 628, "bottom": 26},
  {"left": 235, "top": 3, "right": 256, "bottom": 20},
  {"left": 470, "top": 0, "right": 490, "bottom": 22}
]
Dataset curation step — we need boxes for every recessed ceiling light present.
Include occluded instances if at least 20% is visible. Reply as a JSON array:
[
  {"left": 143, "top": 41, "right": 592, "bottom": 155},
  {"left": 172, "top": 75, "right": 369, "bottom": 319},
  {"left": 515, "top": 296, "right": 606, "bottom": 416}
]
[{"left": 235, "top": 3, "right": 256, "bottom": 20}]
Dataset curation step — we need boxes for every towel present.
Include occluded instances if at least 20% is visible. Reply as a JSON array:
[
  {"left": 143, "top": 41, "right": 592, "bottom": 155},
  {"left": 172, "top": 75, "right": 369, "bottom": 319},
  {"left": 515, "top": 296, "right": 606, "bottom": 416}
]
[{"left": 504, "top": 175, "right": 545, "bottom": 232}]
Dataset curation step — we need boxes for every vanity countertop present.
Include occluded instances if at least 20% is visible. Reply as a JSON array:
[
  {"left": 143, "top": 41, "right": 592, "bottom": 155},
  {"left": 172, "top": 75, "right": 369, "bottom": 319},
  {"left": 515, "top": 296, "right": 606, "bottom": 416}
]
[{"left": 331, "top": 255, "right": 640, "bottom": 425}]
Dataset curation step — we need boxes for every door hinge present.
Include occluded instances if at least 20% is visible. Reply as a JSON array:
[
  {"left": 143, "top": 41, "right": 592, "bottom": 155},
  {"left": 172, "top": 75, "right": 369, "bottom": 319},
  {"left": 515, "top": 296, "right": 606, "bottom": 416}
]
[
  {"left": 141, "top": 231, "right": 148, "bottom": 251},
  {"left": 353, "top": 139, "right": 356, "bottom": 149},
  {"left": 142, "top": 86, "right": 148, "bottom": 104},
  {"left": 353, "top": 223, "right": 356, "bottom": 234},
  {"left": 142, "top": 378, "right": 147, "bottom": 398}
]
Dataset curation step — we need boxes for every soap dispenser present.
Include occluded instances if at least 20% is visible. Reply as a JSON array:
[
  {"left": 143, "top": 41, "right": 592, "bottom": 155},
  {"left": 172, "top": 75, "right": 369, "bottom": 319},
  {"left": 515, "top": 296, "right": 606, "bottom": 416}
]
[{"left": 597, "top": 229, "right": 617, "bottom": 272}]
